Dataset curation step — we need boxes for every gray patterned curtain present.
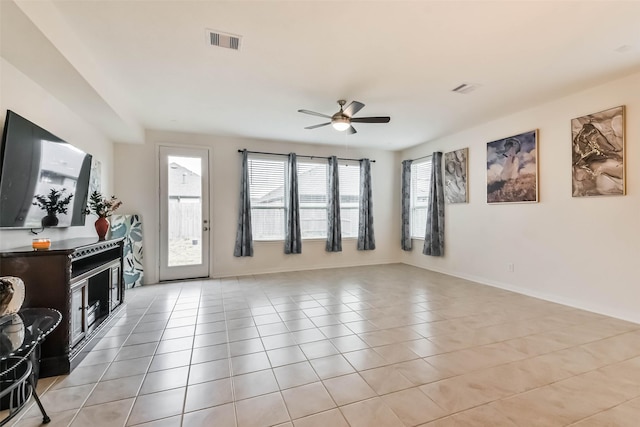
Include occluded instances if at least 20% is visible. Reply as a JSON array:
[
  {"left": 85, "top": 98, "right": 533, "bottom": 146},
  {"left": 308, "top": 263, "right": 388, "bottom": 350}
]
[
  {"left": 357, "top": 158, "right": 375, "bottom": 250},
  {"left": 234, "top": 150, "right": 253, "bottom": 257},
  {"left": 284, "top": 153, "right": 302, "bottom": 254},
  {"left": 423, "top": 152, "right": 445, "bottom": 256},
  {"left": 401, "top": 159, "right": 413, "bottom": 251},
  {"left": 326, "top": 156, "right": 342, "bottom": 252}
]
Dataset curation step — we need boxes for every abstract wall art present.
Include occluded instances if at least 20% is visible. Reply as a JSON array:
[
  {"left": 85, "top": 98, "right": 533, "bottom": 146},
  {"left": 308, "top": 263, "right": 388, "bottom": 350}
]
[
  {"left": 110, "top": 214, "right": 144, "bottom": 288},
  {"left": 89, "top": 158, "right": 102, "bottom": 195},
  {"left": 486, "top": 130, "right": 538, "bottom": 203},
  {"left": 444, "top": 148, "right": 468, "bottom": 203},
  {"left": 571, "top": 106, "right": 625, "bottom": 197}
]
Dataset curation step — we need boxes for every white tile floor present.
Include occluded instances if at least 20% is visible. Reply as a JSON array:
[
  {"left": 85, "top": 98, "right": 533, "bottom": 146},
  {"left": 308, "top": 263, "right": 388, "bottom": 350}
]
[{"left": 6, "top": 264, "right": 640, "bottom": 426}]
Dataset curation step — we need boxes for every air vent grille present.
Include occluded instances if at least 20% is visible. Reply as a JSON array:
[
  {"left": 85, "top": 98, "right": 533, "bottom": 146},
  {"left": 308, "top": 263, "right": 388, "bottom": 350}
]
[
  {"left": 451, "top": 83, "right": 479, "bottom": 94},
  {"left": 206, "top": 29, "right": 241, "bottom": 51},
  {"left": 614, "top": 45, "right": 632, "bottom": 53}
]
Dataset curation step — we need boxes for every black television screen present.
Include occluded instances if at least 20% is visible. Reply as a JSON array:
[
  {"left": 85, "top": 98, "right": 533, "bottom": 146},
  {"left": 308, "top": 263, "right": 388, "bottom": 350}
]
[{"left": 0, "top": 110, "right": 92, "bottom": 228}]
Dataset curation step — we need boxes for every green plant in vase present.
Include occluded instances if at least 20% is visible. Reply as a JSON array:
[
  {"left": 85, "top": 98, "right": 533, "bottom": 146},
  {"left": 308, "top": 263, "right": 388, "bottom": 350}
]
[
  {"left": 85, "top": 191, "right": 122, "bottom": 240},
  {"left": 33, "top": 188, "right": 73, "bottom": 227}
]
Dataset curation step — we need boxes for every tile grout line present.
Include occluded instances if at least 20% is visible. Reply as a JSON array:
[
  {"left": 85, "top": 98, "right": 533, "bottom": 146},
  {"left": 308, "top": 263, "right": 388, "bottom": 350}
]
[
  {"left": 174, "top": 283, "right": 205, "bottom": 427},
  {"left": 10, "top": 291, "right": 159, "bottom": 427},
  {"left": 18, "top": 266, "right": 639, "bottom": 426},
  {"left": 120, "top": 293, "right": 174, "bottom": 427}
]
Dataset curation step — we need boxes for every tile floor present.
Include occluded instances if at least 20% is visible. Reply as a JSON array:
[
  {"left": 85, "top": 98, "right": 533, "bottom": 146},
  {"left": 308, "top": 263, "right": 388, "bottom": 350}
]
[{"left": 5, "top": 264, "right": 640, "bottom": 426}]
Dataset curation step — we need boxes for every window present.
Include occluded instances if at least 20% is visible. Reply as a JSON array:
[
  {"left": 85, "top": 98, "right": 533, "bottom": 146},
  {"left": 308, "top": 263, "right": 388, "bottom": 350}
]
[
  {"left": 338, "top": 163, "right": 360, "bottom": 238},
  {"left": 248, "top": 155, "right": 362, "bottom": 241},
  {"left": 248, "top": 157, "right": 285, "bottom": 240},
  {"left": 298, "top": 161, "right": 328, "bottom": 239},
  {"left": 410, "top": 159, "right": 432, "bottom": 239}
]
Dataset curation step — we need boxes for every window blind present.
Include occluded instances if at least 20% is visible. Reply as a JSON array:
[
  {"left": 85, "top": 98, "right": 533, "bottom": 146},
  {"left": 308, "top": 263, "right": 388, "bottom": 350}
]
[
  {"left": 248, "top": 157, "right": 286, "bottom": 240},
  {"left": 247, "top": 155, "right": 362, "bottom": 241},
  {"left": 297, "top": 161, "right": 328, "bottom": 239},
  {"left": 411, "top": 159, "right": 432, "bottom": 239},
  {"left": 338, "top": 163, "right": 360, "bottom": 238}
]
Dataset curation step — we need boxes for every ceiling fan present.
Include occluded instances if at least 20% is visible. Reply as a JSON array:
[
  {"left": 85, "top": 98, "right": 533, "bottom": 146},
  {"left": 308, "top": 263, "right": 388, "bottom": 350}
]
[{"left": 298, "top": 100, "right": 390, "bottom": 134}]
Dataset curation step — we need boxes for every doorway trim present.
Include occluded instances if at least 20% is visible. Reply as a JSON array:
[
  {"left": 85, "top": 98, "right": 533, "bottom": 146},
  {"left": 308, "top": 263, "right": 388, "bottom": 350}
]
[{"left": 157, "top": 144, "right": 211, "bottom": 282}]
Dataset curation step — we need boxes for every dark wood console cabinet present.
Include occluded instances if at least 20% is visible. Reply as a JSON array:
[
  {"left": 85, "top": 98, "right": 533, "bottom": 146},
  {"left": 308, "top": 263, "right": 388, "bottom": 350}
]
[{"left": 0, "top": 237, "right": 125, "bottom": 377}]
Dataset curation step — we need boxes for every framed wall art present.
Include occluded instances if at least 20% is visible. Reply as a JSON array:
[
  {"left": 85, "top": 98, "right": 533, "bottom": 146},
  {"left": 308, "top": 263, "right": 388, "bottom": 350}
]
[
  {"left": 89, "top": 158, "right": 102, "bottom": 195},
  {"left": 571, "top": 105, "right": 625, "bottom": 197},
  {"left": 486, "top": 130, "right": 538, "bottom": 203},
  {"left": 444, "top": 148, "right": 468, "bottom": 203}
]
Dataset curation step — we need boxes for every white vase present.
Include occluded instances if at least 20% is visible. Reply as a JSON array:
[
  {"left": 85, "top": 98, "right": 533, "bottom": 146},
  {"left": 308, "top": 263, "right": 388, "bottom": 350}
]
[
  {"left": 0, "top": 276, "right": 25, "bottom": 316},
  {"left": 0, "top": 313, "right": 25, "bottom": 352}
]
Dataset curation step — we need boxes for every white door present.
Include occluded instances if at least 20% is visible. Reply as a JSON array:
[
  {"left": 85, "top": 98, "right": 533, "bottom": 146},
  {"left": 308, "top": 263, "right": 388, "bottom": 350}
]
[{"left": 159, "top": 146, "right": 210, "bottom": 281}]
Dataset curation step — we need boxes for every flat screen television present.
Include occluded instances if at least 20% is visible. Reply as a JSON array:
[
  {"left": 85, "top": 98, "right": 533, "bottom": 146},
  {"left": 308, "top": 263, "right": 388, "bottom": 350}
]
[{"left": 0, "top": 110, "right": 92, "bottom": 229}]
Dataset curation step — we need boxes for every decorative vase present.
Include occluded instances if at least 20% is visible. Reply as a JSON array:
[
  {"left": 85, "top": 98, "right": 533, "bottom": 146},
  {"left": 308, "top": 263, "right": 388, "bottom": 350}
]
[
  {"left": 41, "top": 214, "right": 59, "bottom": 227},
  {"left": 0, "top": 276, "right": 25, "bottom": 317},
  {"left": 0, "top": 314, "right": 25, "bottom": 353},
  {"left": 95, "top": 217, "right": 109, "bottom": 241}
]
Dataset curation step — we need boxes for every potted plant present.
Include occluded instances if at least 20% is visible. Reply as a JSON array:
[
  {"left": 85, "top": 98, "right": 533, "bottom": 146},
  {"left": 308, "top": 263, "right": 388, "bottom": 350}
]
[
  {"left": 85, "top": 191, "right": 122, "bottom": 240},
  {"left": 33, "top": 188, "right": 73, "bottom": 227}
]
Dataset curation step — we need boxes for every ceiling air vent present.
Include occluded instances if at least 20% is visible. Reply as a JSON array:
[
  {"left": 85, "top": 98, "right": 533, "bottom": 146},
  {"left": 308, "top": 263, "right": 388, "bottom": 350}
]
[
  {"left": 451, "top": 83, "right": 480, "bottom": 94},
  {"left": 206, "top": 29, "right": 241, "bottom": 51},
  {"left": 614, "top": 44, "right": 632, "bottom": 53}
]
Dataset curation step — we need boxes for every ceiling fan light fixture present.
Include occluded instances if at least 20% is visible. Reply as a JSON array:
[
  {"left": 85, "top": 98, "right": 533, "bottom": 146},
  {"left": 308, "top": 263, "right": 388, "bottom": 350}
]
[
  {"left": 332, "top": 117, "right": 350, "bottom": 131},
  {"left": 299, "top": 100, "right": 389, "bottom": 133}
]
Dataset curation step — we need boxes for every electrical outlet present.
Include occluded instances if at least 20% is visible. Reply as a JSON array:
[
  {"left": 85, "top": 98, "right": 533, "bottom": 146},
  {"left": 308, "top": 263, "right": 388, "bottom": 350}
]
[{"left": 507, "top": 263, "right": 515, "bottom": 273}]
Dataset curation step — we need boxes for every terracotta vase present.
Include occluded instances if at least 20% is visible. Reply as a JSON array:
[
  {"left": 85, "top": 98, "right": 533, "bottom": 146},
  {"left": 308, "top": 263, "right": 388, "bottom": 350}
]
[{"left": 95, "top": 217, "right": 109, "bottom": 241}]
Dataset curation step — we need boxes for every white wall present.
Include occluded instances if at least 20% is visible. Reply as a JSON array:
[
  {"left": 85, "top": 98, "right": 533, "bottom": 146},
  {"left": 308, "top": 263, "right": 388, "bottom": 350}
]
[
  {"left": 0, "top": 58, "right": 115, "bottom": 250},
  {"left": 114, "top": 131, "right": 400, "bottom": 283},
  {"left": 4, "top": 35, "right": 638, "bottom": 325},
  {"left": 401, "top": 71, "right": 640, "bottom": 323}
]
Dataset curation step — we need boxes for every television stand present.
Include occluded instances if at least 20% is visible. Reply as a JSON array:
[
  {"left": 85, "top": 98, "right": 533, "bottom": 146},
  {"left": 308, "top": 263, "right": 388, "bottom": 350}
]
[{"left": 0, "top": 237, "right": 125, "bottom": 376}]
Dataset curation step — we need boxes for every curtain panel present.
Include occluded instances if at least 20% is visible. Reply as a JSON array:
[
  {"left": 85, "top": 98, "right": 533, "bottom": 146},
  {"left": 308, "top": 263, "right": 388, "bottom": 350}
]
[
  {"left": 326, "top": 156, "right": 342, "bottom": 252},
  {"left": 234, "top": 150, "right": 253, "bottom": 257},
  {"left": 357, "top": 158, "right": 376, "bottom": 250},
  {"left": 423, "top": 151, "right": 445, "bottom": 256},
  {"left": 284, "top": 153, "right": 302, "bottom": 254},
  {"left": 401, "top": 159, "right": 413, "bottom": 251}
]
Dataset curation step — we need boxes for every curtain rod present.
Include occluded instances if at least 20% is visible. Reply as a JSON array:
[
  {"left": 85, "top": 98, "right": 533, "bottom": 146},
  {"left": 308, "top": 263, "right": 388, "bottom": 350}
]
[
  {"left": 238, "top": 149, "right": 375, "bottom": 163},
  {"left": 408, "top": 154, "right": 432, "bottom": 162}
]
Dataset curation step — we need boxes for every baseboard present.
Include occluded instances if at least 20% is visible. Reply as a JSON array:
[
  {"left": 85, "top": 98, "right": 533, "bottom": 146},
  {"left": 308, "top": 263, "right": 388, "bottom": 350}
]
[
  {"left": 143, "top": 259, "right": 639, "bottom": 325},
  {"left": 402, "top": 261, "right": 640, "bottom": 325},
  {"left": 212, "top": 259, "right": 400, "bottom": 279}
]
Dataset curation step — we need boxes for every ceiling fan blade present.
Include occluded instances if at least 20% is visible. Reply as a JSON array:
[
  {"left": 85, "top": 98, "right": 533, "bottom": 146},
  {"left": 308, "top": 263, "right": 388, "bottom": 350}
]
[
  {"left": 347, "top": 125, "right": 357, "bottom": 135},
  {"left": 305, "top": 122, "right": 331, "bottom": 130},
  {"left": 343, "top": 101, "right": 365, "bottom": 117},
  {"left": 350, "top": 116, "right": 391, "bottom": 123},
  {"left": 298, "top": 109, "right": 332, "bottom": 119}
]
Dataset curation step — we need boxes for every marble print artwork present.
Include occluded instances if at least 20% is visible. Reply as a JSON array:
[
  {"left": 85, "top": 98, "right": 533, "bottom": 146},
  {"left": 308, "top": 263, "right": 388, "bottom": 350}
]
[{"left": 110, "top": 214, "right": 144, "bottom": 288}]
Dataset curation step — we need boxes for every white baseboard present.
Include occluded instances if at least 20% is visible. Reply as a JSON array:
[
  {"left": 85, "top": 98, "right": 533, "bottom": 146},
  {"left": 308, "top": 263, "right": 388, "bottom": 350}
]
[
  {"left": 212, "top": 259, "right": 400, "bottom": 279},
  {"left": 145, "top": 259, "right": 639, "bottom": 325},
  {"left": 402, "top": 261, "right": 640, "bottom": 325}
]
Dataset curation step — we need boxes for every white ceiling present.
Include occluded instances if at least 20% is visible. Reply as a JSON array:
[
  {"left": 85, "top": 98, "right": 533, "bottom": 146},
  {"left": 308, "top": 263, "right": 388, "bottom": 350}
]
[{"left": 2, "top": 0, "right": 640, "bottom": 150}]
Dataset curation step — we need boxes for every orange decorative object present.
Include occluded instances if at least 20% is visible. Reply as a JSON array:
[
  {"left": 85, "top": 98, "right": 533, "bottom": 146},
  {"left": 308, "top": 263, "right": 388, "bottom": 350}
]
[
  {"left": 32, "top": 238, "right": 51, "bottom": 250},
  {"left": 95, "top": 217, "right": 109, "bottom": 241}
]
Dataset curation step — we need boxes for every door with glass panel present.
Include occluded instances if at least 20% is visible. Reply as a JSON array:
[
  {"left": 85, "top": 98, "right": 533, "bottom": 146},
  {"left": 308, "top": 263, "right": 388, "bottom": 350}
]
[{"left": 159, "top": 146, "right": 210, "bottom": 281}]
